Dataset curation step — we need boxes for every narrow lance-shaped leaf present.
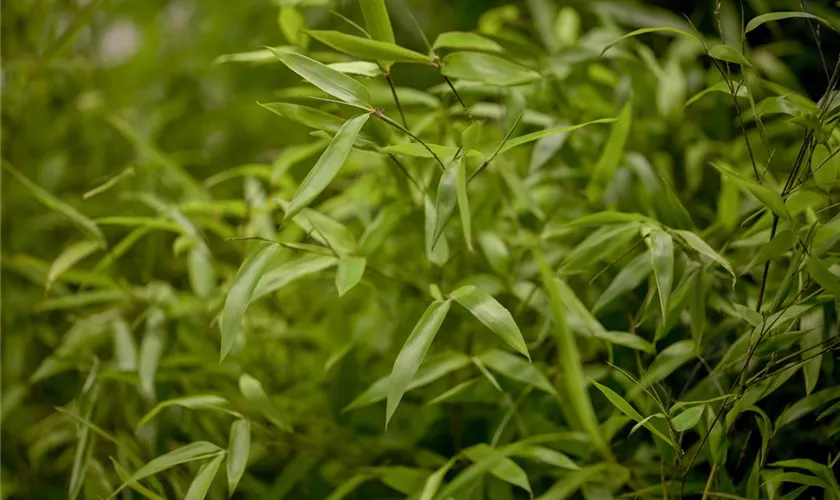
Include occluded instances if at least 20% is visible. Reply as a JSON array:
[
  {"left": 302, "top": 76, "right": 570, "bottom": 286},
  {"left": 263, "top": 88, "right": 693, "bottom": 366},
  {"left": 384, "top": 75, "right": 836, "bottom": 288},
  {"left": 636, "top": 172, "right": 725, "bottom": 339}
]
[
  {"left": 450, "top": 285, "right": 529, "bottom": 360},
  {"left": 535, "top": 250, "right": 611, "bottom": 458},
  {"left": 711, "top": 162, "right": 791, "bottom": 220},
  {"left": 707, "top": 44, "right": 753, "bottom": 67},
  {"left": 432, "top": 32, "right": 504, "bottom": 52},
  {"left": 590, "top": 380, "right": 672, "bottom": 444},
  {"left": 184, "top": 454, "right": 224, "bottom": 500},
  {"left": 221, "top": 242, "right": 282, "bottom": 361},
  {"left": 463, "top": 444, "right": 531, "bottom": 494},
  {"left": 239, "top": 373, "right": 292, "bottom": 432},
  {"left": 594, "top": 251, "right": 653, "bottom": 312},
  {"left": 745, "top": 12, "right": 834, "bottom": 33},
  {"left": 806, "top": 256, "right": 840, "bottom": 299},
  {"left": 478, "top": 349, "right": 556, "bottom": 394},
  {"left": 307, "top": 31, "right": 432, "bottom": 64},
  {"left": 498, "top": 118, "right": 617, "bottom": 154},
  {"left": 47, "top": 240, "right": 102, "bottom": 291},
  {"left": 441, "top": 52, "right": 541, "bottom": 86},
  {"left": 139, "top": 308, "right": 165, "bottom": 401},
  {"left": 647, "top": 228, "right": 674, "bottom": 319},
  {"left": 672, "top": 405, "right": 704, "bottom": 432},
  {"left": 109, "top": 442, "right": 223, "bottom": 498},
  {"left": 601, "top": 27, "right": 699, "bottom": 55},
  {"left": 4, "top": 163, "right": 105, "bottom": 244},
  {"left": 433, "top": 162, "right": 458, "bottom": 246},
  {"left": 137, "top": 395, "right": 230, "bottom": 430},
  {"left": 586, "top": 101, "right": 632, "bottom": 202},
  {"left": 387, "top": 300, "right": 451, "bottom": 426},
  {"left": 675, "top": 230, "right": 735, "bottom": 281},
  {"left": 286, "top": 114, "right": 369, "bottom": 219},
  {"left": 267, "top": 47, "right": 371, "bottom": 108},
  {"left": 335, "top": 256, "right": 366, "bottom": 297},
  {"left": 226, "top": 420, "right": 251, "bottom": 497},
  {"left": 360, "top": 0, "right": 395, "bottom": 43},
  {"left": 456, "top": 156, "right": 473, "bottom": 251}
]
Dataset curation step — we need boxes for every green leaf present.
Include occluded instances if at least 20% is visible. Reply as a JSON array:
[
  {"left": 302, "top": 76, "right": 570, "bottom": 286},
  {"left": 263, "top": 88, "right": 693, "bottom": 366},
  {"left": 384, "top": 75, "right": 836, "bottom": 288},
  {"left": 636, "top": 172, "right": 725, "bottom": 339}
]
[
  {"left": 591, "top": 379, "right": 671, "bottom": 444},
  {"left": 601, "top": 27, "right": 698, "bottom": 55},
  {"left": 535, "top": 250, "right": 610, "bottom": 458},
  {"left": 684, "top": 80, "right": 748, "bottom": 108},
  {"left": 221, "top": 242, "right": 282, "bottom": 360},
  {"left": 433, "top": 447, "right": 510, "bottom": 500},
  {"left": 424, "top": 195, "right": 450, "bottom": 266},
  {"left": 110, "top": 458, "right": 166, "bottom": 500},
  {"left": 592, "top": 331, "right": 655, "bottom": 353},
  {"left": 286, "top": 114, "right": 369, "bottom": 219},
  {"left": 109, "top": 442, "right": 222, "bottom": 498},
  {"left": 184, "top": 454, "right": 224, "bottom": 500},
  {"left": 239, "top": 373, "right": 292, "bottom": 432},
  {"left": 226, "top": 419, "right": 250, "bottom": 497},
  {"left": 345, "top": 352, "right": 470, "bottom": 410},
  {"left": 478, "top": 349, "right": 556, "bottom": 394},
  {"left": 714, "top": 163, "right": 791, "bottom": 220},
  {"left": 253, "top": 255, "right": 337, "bottom": 301},
  {"left": 441, "top": 52, "right": 541, "bottom": 86},
  {"left": 139, "top": 308, "right": 165, "bottom": 401},
  {"left": 289, "top": 207, "right": 357, "bottom": 256},
  {"left": 258, "top": 102, "right": 345, "bottom": 133},
  {"left": 456, "top": 157, "right": 473, "bottom": 251},
  {"left": 508, "top": 444, "right": 580, "bottom": 470},
  {"left": 136, "top": 395, "right": 230, "bottom": 430},
  {"left": 672, "top": 405, "right": 704, "bottom": 432},
  {"left": 418, "top": 458, "right": 457, "bottom": 500},
  {"left": 746, "top": 229, "right": 797, "bottom": 269},
  {"left": 309, "top": 31, "right": 430, "bottom": 65},
  {"left": 707, "top": 44, "right": 753, "bottom": 67},
  {"left": 325, "top": 474, "right": 376, "bottom": 500},
  {"left": 586, "top": 100, "right": 632, "bottom": 202},
  {"left": 267, "top": 47, "right": 371, "bottom": 108},
  {"left": 335, "top": 256, "right": 366, "bottom": 296},
  {"left": 674, "top": 230, "right": 735, "bottom": 281},
  {"left": 745, "top": 12, "right": 834, "bottom": 33},
  {"left": 433, "top": 32, "right": 503, "bottom": 52},
  {"left": 463, "top": 444, "right": 531, "bottom": 494},
  {"left": 498, "top": 118, "right": 617, "bottom": 155},
  {"left": 4, "top": 163, "right": 105, "bottom": 245},
  {"left": 387, "top": 300, "right": 452, "bottom": 426},
  {"left": 450, "top": 285, "right": 529, "bottom": 360},
  {"left": 807, "top": 256, "right": 840, "bottom": 299},
  {"left": 360, "top": 0, "right": 395, "bottom": 44},
  {"left": 46, "top": 240, "right": 102, "bottom": 291},
  {"left": 433, "top": 162, "right": 458, "bottom": 246},
  {"left": 478, "top": 232, "right": 510, "bottom": 275},
  {"left": 647, "top": 228, "right": 674, "bottom": 319},
  {"left": 328, "top": 61, "right": 383, "bottom": 78},
  {"left": 594, "top": 252, "right": 652, "bottom": 312}
]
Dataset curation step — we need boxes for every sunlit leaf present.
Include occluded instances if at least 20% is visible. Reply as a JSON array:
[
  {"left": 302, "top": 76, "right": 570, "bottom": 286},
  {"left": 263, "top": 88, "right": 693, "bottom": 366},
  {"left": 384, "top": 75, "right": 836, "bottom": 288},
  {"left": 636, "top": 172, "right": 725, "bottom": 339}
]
[
  {"left": 226, "top": 419, "right": 250, "bottom": 496},
  {"left": 450, "top": 285, "right": 529, "bottom": 359},
  {"left": 267, "top": 47, "right": 371, "bottom": 108},
  {"left": 441, "top": 52, "right": 541, "bottom": 86}
]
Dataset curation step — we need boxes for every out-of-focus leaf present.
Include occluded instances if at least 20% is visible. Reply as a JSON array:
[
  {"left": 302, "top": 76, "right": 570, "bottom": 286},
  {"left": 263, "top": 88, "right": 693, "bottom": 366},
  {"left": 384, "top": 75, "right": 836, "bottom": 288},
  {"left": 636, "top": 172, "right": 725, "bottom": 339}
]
[
  {"left": 684, "top": 80, "right": 748, "bottom": 108},
  {"left": 137, "top": 395, "right": 230, "bottom": 429},
  {"left": 258, "top": 102, "right": 345, "bottom": 133},
  {"left": 593, "top": 251, "right": 653, "bottom": 312},
  {"left": 239, "top": 373, "right": 292, "bottom": 432},
  {"left": 433, "top": 32, "right": 503, "bottom": 52},
  {"left": 601, "top": 27, "right": 698, "bottom": 55},
  {"left": 286, "top": 114, "right": 369, "bottom": 219},
  {"left": 463, "top": 444, "right": 531, "bottom": 494},
  {"left": 387, "top": 299, "right": 452, "bottom": 426},
  {"left": 46, "top": 240, "right": 102, "bottom": 291},
  {"left": 267, "top": 48, "right": 371, "bottom": 108},
  {"left": 672, "top": 405, "right": 704, "bottom": 432},
  {"left": 456, "top": 157, "right": 473, "bottom": 251},
  {"left": 335, "top": 256, "right": 366, "bottom": 296},
  {"left": 707, "top": 44, "right": 753, "bottom": 67},
  {"left": 418, "top": 458, "right": 457, "bottom": 500},
  {"left": 450, "top": 285, "right": 529, "bottom": 359},
  {"left": 441, "top": 52, "right": 541, "bottom": 86},
  {"left": 425, "top": 196, "right": 450, "bottom": 266},
  {"left": 806, "top": 256, "right": 840, "bottom": 298},
  {"left": 184, "top": 454, "right": 224, "bottom": 500},
  {"left": 746, "top": 230, "right": 797, "bottom": 269},
  {"left": 110, "top": 442, "right": 223, "bottom": 498},
  {"left": 498, "top": 118, "right": 617, "bottom": 154},
  {"left": 647, "top": 228, "right": 674, "bottom": 318},
  {"left": 592, "top": 331, "right": 654, "bottom": 353},
  {"left": 587, "top": 101, "right": 632, "bottom": 202},
  {"left": 745, "top": 12, "right": 834, "bottom": 33},
  {"left": 478, "top": 349, "right": 555, "bottom": 394},
  {"left": 307, "top": 31, "right": 432, "bottom": 64},
  {"left": 433, "top": 162, "right": 458, "bottom": 245},
  {"left": 226, "top": 419, "right": 250, "bottom": 497},
  {"left": 139, "top": 308, "right": 165, "bottom": 401},
  {"left": 221, "top": 242, "right": 282, "bottom": 360},
  {"left": 360, "top": 0, "right": 395, "bottom": 43}
]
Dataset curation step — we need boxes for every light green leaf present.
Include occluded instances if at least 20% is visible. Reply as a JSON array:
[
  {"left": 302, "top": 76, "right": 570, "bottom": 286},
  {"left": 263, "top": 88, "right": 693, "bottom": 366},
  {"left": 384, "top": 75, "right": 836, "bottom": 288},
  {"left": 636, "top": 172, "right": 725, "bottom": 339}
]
[
  {"left": 308, "top": 30, "right": 431, "bottom": 64},
  {"left": 328, "top": 61, "right": 383, "bottom": 78},
  {"left": 290, "top": 207, "right": 357, "bottom": 256},
  {"left": 601, "top": 27, "right": 698, "bottom": 55},
  {"left": 109, "top": 442, "right": 223, "bottom": 498},
  {"left": 499, "top": 118, "right": 617, "bottom": 155},
  {"left": 586, "top": 101, "right": 632, "bottom": 202},
  {"left": 478, "top": 231, "right": 510, "bottom": 275},
  {"left": 441, "top": 52, "right": 541, "bottom": 86},
  {"left": 647, "top": 228, "right": 674, "bottom": 319},
  {"left": 675, "top": 230, "right": 735, "bottom": 280},
  {"left": 684, "top": 80, "right": 748, "bottom": 108},
  {"left": 110, "top": 458, "right": 166, "bottom": 500},
  {"left": 184, "top": 454, "right": 224, "bottom": 500},
  {"left": 433, "top": 162, "right": 458, "bottom": 246},
  {"left": 4, "top": 163, "right": 105, "bottom": 244},
  {"left": 139, "top": 308, "right": 165, "bottom": 401},
  {"left": 286, "top": 114, "right": 369, "bottom": 219},
  {"left": 450, "top": 285, "right": 529, "bottom": 359},
  {"left": 433, "top": 31, "right": 504, "bottom": 52},
  {"left": 672, "top": 405, "right": 704, "bottom": 432},
  {"left": 253, "top": 255, "right": 337, "bottom": 301},
  {"left": 360, "top": 0, "right": 395, "bottom": 44},
  {"left": 807, "top": 256, "right": 840, "bottom": 298},
  {"left": 535, "top": 251, "right": 610, "bottom": 458},
  {"left": 226, "top": 420, "right": 250, "bottom": 497},
  {"left": 258, "top": 102, "right": 344, "bottom": 133},
  {"left": 47, "top": 240, "right": 102, "bottom": 291},
  {"left": 707, "top": 44, "right": 753, "bottom": 67},
  {"left": 592, "top": 331, "right": 654, "bottom": 353},
  {"left": 712, "top": 163, "right": 791, "bottom": 219},
  {"left": 267, "top": 47, "right": 371, "bottom": 108},
  {"left": 433, "top": 447, "right": 509, "bottom": 500},
  {"left": 325, "top": 474, "right": 376, "bottom": 500},
  {"left": 336, "top": 256, "right": 366, "bottom": 296},
  {"left": 478, "top": 349, "right": 556, "bottom": 394},
  {"left": 745, "top": 12, "right": 834, "bottom": 33},
  {"left": 746, "top": 229, "right": 797, "bottom": 269},
  {"left": 594, "top": 252, "right": 652, "bottom": 312},
  {"left": 418, "top": 458, "right": 457, "bottom": 500},
  {"left": 456, "top": 157, "right": 473, "bottom": 251},
  {"left": 239, "top": 373, "right": 292, "bottom": 432},
  {"left": 221, "top": 242, "right": 282, "bottom": 360},
  {"left": 387, "top": 300, "right": 452, "bottom": 426},
  {"left": 137, "top": 395, "right": 230, "bottom": 429},
  {"left": 591, "top": 379, "right": 671, "bottom": 444},
  {"left": 508, "top": 444, "right": 580, "bottom": 470},
  {"left": 424, "top": 195, "right": 450, "bottom": 266},
  {"left": 463, "top": 444, "right": 531, "bottom": 494}
]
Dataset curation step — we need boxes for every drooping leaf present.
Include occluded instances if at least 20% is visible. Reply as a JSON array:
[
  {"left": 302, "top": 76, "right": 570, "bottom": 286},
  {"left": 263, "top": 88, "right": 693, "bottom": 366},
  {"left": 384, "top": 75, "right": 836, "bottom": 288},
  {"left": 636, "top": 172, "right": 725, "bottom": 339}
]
[
  {"left": 424, "top": 196, "right": 450, "bottom": 266},
  {"left": 456, "top": 157, "right": 473, "bottom": 251},
  {"left": 109, "top": 442, "right": 223, "bottom": 498},
  {"left": 433, "top": 162, "right": 458, "bottom": 246},
  {"left": 286, "top": 114, "right": 369, "bottom": 219},
  {"left": 136, "top": 395, "right": 230, "bottom": 429},
  {"left": 647, "top": 228, "right": 674, "bottom": 319},
  {"left": 359, "top": 0, "right": 395, "bottom": 44},
  {"left": 387, "top": 300, "right": 452, "bottom": 426},
  {"left": 707, "top": 44, "right": 753, "bottom": 67},
  {"left": 806, "top": 256, "right": 840, "bottom": 299},
  {"left": 335, "top": 256, "right": 366, "bottom": 296},
  {"left": 226, "top": 419, "right": 251, "bottom": 497},
  {"left": 684, "top": 80, "right": 748, "bottom": 108},
  {"left": 258, "top": 102, "right": 345, "bottom": 133},
  {"left": 499, "top": 118, "right": 617, "bottom": 155},
  {"left": 594, "top": 251, "right": 653, "bottom": 312},
  {"left": 46, "top": 240, "right": 102, "bottom": 291},
  {"left": 745, "top": 12, "right": 834, "bottom": 33},
  {"left": 239, "top": 373, "right": 292, "bottom": 432},
  {"left": 478, "top": 349, "right": 555, "bottom": 394},
  {"left": 441, "top": 52, "right": 541, "bottom": 86},
  {"left": 307, "top": 31, "right": 432, "bottom": 64},
  {"left": 221, "top": 242, "right": 282, "bottom": 360},
  {"left": 586, "top": 100, "right": 632, "bottom": 202},
  {"left": 592, "top": 331, "right": 655, "bottom": 353},
  {"left": 463, "top": 444, "right": 531, "bottom": 494},
  {"left": 184, "top": 454, "right": 224, "bottom": 500},
  {"left": 253, "top": 255, "right": 337, "bottom": 301},
  {"left": 591, "top": 379, "right": 671, "bottom": 444},
  {"left": 675, "top": 230, "right": 735, "bottom": 281},
  {"left": 450, "top": 285, "right": 529, "bottom": 359},
  {"left": 267, "top": 47, "right": 371, "bottom": 108},
  {"left": 432, "top": 32, "right": 504, "bottom": 52},
  {"left": 746, "top": 230, "right": 797, "bottom": 269},
  {"left": 139, "top": 308, "right": 165, "bottom": 401},
  {"left": 601, "top": 27, "right": 698, "bottom": 55}
]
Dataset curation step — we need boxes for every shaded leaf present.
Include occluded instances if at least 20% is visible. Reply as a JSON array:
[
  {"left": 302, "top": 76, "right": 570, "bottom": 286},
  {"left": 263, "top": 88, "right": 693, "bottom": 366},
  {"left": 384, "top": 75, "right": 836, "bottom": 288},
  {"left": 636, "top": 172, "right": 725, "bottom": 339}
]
[
  {"left": 478, "top": 349, "right": 555, "bottom": 394},
  {"left": 745, "top": 12, "right": 834, "bottom": 33},
  {"left": 647, "top": 228, "right": 674, "bottom": 319},
  {"left": 450, "top": 285, "right": 529, "bottom": 359},
  {"left": 239, "top": 373, "right": 292, "bottom": 432},
  {"left": 336, "top": 256, "right": 366, "bottom": 296},
  {"left": 184, "top": 454, "right": 224, "bottom": 500},
  {"left": 226, "top": 420, "right": 250, "bottom": 497}
]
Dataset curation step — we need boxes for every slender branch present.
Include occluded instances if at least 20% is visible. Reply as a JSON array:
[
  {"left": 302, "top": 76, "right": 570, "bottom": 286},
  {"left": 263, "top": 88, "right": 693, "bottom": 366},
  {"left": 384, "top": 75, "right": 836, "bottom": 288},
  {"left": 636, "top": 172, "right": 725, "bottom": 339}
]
[
  {"left": 444, "top": 76, "right": 472, "bottom": 120},
  {"left": 387, "top": 153, "right": 425, "bottom": 195},
  {"left": 468, "top": 112, "right": 523, "bottom": 183},
  {"left": 385, "top": 72, "right": 408, "bottom": 128},
  {"left": 374, "top": 110, "right": 446, "bottom": 170}
]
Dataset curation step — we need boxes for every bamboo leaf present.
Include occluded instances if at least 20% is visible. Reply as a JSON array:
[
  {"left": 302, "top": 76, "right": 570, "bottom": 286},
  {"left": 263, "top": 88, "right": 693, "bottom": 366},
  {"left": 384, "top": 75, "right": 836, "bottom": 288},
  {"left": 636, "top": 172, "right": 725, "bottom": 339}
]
[
  {"left": 335, "top": 256, "right": 366, "bottom": 296},
  {"left": 308, "top": 31, "right": 432, "bottom": 64},
  {"left": 498, "top": 118, "right": 617, "bottom": 155},
  {"left": 745, "top": 12, "right": 834, "bottom": 33},
  {"left": 239, "top": 373, "right": 292, "bottom": 432},
  {"left": 441, "top": 52, "right": 541, "bottom": 86},
  {"left": 267, "top": 47, "right": 371, "bottom": 108},
  {"left": 675, "top": 230, "right": 735, "bottom": 280},
  {"left": 137, "top": 395, "right": 230, "bottom": 430},
  {"left": 647, "top": 228, "right": 674, "bottom": 319},
  {"left": 711, "top": 162, "right": 790, "bottom": 219},
  {"left": 432, "top": 32, "right": 504, "bottom": 52},
  {"left": 360, "top": 0, "right": 395, "bottom": 43},
  {"left": 47, "top": 240, "right": 102, "bottom": 291},
  {"left": 184, "top": 454, "right": 224, "bottom": 500},
  {"left": 586, "top": 101, "right": 632, "bottom": 202},
  {"left": 478, "top": 349, "right": 556, "bottom": 394},
  {"left": 450, "top": 285, "right": 529, "bottom": 359},
  {"left": 672, "top": 405, "right": 704, "bottom": 432},
  {"left": 226, "top": 420, "right": 250, "bottom": 497},
  {"left": 463, "top": 444, "right": 531, "bottom": 494},
  {"left": 433, "top": 162, "right": 458, "bottom": 246},
  {"left": 109, "top": 442, "right": 223, "bottom": 498},
  {"left": 387, "top": 300, "right": 452, "bottom": 426},
  {"left": 456, "top": 156, "right": 473, "bottom": 251},
  {"left": 707, "top": 44, "right": 753, "bottom": 67},
  {"left": 601, "top": 27, "right": 698, "bottom": 55}
]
